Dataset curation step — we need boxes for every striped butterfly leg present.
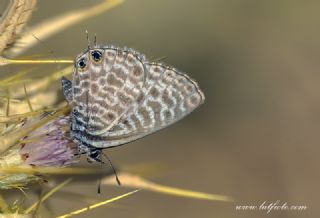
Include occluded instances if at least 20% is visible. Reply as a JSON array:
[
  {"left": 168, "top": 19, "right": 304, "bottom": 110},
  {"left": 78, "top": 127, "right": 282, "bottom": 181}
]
[{"left": 61, "top": 76, "right": 73, "bottom": 103}]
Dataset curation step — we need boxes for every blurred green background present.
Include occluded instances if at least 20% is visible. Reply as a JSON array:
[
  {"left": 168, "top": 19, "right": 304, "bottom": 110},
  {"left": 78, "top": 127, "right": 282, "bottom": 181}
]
[{"left": 2, "top": 0, "right": 319, "bottom": 217}]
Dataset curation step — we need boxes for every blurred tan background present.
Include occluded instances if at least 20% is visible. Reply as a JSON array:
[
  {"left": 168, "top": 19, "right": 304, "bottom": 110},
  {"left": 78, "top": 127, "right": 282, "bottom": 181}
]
[{"left": 2, "top": 0, "right": 320, "bottom": 217}]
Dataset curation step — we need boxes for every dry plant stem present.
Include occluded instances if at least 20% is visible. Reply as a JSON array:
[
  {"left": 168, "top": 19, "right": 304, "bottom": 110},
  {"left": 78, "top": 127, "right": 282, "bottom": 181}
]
[
  {"left": 0, "top": 0, "right": 37, "bottom": 54},
  {"left": 0, "top": 68, "right": 33, "bottom": 86},
  {"left": 6, "top": 0, "right": 125, "bottom": 56},
  {"left": 0, "top": 66, "right": 72, "bottom": 122},
  {"left": 0, "top": 106, "right": 69, "bottom": 153},
  {"left": 0, "top": 167, "right": 103, "bottom": 175},
  {"left": 103, "top": 172, "right": 233, "bottom": 202},
  {"left": 23, "top": 84, "right": 33, "bottom": 112},
  {"left": 0, "top": 108, "right": 56, "bottom": 124},
  {"left": 57, "top": 189, "right": 139, "bottom": 218},
  {"left": 0, "top": 56, "right": 73, "bottom": 66},
  {"left": 0, "top": 66, "right": 73, "bottom": 95},
  {"left": 0, "top": 215, "right": 31, "bottom": 218},
  {"left": 25, "top": 178, "right": 72, "bottom": 214}
]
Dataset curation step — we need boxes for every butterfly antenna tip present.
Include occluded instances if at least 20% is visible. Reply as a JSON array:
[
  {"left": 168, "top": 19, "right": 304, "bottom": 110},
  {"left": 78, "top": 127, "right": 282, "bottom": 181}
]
[
  {"left": 86, "top": 29, "right": 91, "bottom": 49},
  {"left": 94, "top": 33, "right": 97, "bottom": 46}
]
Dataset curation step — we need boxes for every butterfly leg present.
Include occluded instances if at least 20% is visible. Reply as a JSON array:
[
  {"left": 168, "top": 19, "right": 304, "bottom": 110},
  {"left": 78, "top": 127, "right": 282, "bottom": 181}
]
[
  {"left": 87, "top": 148, "right": 103, "bottom": 163},
  {"left": 61, "top": 76, "right": 73, "bottom": 103},
  {"left": 86, "top": 148, "right": 122, "bottom": 186}
]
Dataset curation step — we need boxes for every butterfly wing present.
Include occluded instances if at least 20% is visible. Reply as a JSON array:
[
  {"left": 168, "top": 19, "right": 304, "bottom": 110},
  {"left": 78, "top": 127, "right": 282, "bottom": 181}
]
[
  {"left": 71, "top": 47, "right": 147, "bottom": 147},
  {"left": 94, "top": 62, "right": 205, "bottom": 148}
]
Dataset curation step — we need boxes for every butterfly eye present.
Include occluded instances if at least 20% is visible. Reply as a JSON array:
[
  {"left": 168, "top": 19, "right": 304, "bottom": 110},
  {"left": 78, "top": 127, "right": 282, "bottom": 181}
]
[
  {"left": 91, "top": 50, "right": 102, "bottom": 62},
  {"left": 77, "top": 58, "right": 86, "bottom": 69}
]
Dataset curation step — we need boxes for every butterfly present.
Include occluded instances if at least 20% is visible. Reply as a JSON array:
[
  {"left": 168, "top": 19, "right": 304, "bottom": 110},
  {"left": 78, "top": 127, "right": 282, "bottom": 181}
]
[{"left": 61, "top": 45, "right": 205, "bottom": 163}]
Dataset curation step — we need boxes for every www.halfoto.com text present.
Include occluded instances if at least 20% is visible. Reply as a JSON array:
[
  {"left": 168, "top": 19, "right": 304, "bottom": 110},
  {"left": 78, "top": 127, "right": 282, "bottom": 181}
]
[{"left": 235, "top": 200, "right": 307, "bottom": 214}]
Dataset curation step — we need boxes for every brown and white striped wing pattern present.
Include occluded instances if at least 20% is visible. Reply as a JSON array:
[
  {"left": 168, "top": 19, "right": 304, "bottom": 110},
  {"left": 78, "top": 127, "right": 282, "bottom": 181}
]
[
  {"left": 71, "top": 48, "right": 146, "bottom": 146},
  {"left": 97, "top": 62, "right": 205, "bottom": 148}
]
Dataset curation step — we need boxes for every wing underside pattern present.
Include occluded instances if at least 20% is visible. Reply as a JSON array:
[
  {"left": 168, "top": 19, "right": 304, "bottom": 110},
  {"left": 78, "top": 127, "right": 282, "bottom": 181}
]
[
  {"left": 97, "top": 62, "right": 205, "bottom": 148},
  {"left": 69, "top": 46, "right": 204, "bottom": 149}
]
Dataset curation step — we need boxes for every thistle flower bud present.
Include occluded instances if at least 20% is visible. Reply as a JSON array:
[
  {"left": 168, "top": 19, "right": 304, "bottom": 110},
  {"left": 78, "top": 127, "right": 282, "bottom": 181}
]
[
  {"left": 0, "top": 115, "right": 79, "bottom": 189},
  {"left": 19, "top": 116, "right": 78, "bottom": 167}
]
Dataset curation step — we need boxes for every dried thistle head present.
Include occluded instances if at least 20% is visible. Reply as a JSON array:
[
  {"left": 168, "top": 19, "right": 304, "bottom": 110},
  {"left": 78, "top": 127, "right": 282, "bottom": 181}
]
[
  {"left": 0, "top": 115, "right": 79, "bottom": 189},
  {"left": 19, "top": 115, "right": 78, "bottom": 167}
]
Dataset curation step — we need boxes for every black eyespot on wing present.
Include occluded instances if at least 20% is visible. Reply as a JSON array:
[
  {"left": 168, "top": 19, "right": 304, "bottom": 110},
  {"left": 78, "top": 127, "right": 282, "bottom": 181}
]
[
  {"left": 77, "top": 58, "right": 86, "bottom": 69},
  {"left": 91, "top": 50, "right": 102, "bottom": 62}
]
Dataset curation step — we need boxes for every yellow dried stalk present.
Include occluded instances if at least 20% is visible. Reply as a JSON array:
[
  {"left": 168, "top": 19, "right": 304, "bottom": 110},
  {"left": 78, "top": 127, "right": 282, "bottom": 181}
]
[
  {"left": 0, "top": 107, "right": 57, "bottom": 124},
  {"left": 0, "top": 66, "right": 73, "bottom": 119},
  {"left": 0, "top": 214, "right": 31, "bottom": 218},
  {"left": 0, "top": 0, "right": 37, "bottom": 54},
  {"left": 0, "top": 179, "right": 71, "bottom": 216},
  {"left": 0, "top": 93, "right": 60, "bottom": 123},
  {"left": 24, "top": 178, "right": 72, "bottom": 214},
  {"left": 0, "top": 167, "right": 103, "bottom": 175},
  {"left": 0, "top": 68, "right": 32, "bottom": 85},
  {"left": 0, "top": 66, "right": 72, "bottom": 96},
  {"left": 0, "top": 56, "right": 73, "bottom": 66},
  {"left": 57, "top": 189, "right": 139, "bottom": 218},
  {"left": 103, "top": 172, "right": 233, "bottom": 202},
  {"left": 23, "top": 84, "right": 33, "bottom": 112},
  {"left": 6, "top": 0, "right": 125, "bottom": 57}
]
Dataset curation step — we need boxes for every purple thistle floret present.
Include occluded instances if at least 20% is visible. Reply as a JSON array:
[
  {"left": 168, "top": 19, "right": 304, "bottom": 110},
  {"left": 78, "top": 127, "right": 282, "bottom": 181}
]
[{"left": 19, "top": 116, "right": 79, "bottom": 167}]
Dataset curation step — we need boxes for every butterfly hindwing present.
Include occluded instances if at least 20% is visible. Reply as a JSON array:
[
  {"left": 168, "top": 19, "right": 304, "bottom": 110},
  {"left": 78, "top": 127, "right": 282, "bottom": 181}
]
[{"left": 95, "top": 62, "right": 205, "bottom": 148}]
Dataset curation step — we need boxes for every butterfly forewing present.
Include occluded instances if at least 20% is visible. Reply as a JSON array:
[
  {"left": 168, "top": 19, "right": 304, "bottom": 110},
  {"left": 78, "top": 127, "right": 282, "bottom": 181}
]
[{"left": 71, "top": 47, "right": 146, "bottom": 147}]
